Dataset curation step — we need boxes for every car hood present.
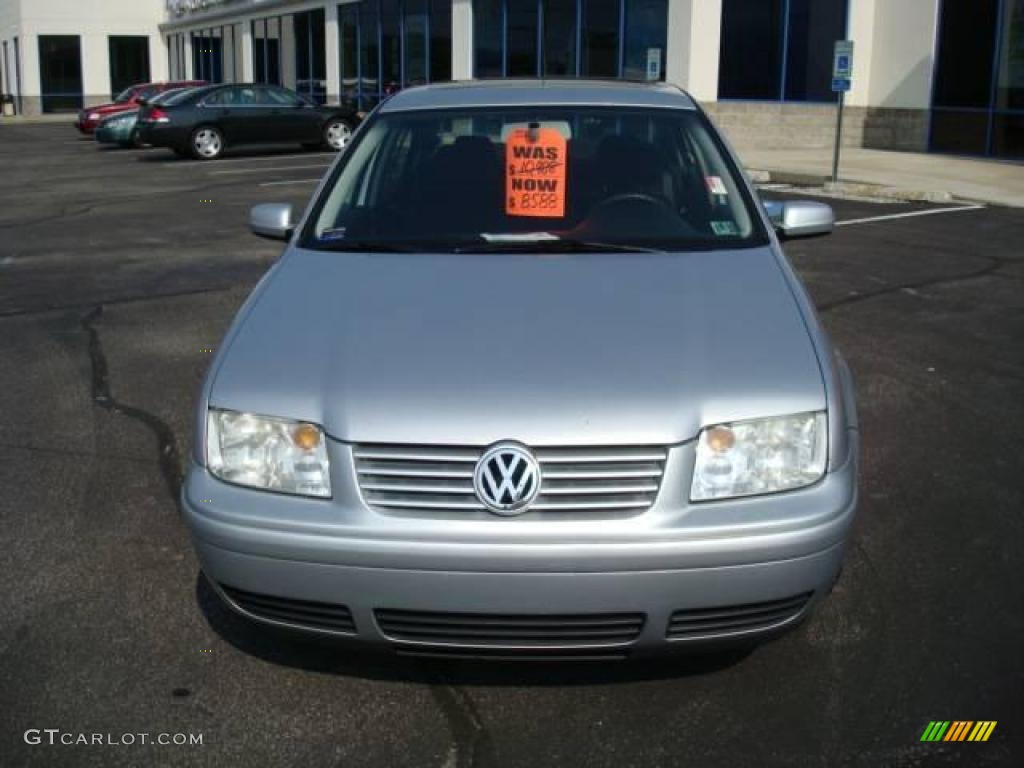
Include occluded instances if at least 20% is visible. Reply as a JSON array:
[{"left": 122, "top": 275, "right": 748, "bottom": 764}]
[{"left": 209, "top": 247, "right": 825, "bottom": 446}]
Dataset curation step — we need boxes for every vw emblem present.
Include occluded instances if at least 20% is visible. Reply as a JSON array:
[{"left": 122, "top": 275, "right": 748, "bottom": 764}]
[{"left": 473, "top": 442, "right": 541, "bottom": 515}]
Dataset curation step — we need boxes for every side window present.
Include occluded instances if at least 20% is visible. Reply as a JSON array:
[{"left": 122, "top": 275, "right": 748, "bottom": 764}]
[
  {"left": 202, "top": 89, "right": 227, "bottom": 106},
  {"left": 259, "top": 87, "right": 303, "bottom": 106},
  {"left": 231, "top": 87, "right": 258, "bottom": 106}
]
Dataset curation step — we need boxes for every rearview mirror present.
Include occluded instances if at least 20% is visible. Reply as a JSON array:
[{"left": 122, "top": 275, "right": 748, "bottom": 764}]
[
  {"left": 250, "top": 203, "right": 295, "bottom": 241},
  {"left": 763, "top": 200, "right": 835, "bottom": 239}
]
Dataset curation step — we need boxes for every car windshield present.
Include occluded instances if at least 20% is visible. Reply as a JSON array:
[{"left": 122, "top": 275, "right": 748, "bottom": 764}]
[
  {"left": 305, "top": 106, "right": 766, "bottom": 253},
  {"left": 114, "top": 87, "right": 139, "bottom": 103},
  {"left": 154, "top": 88, "right": 193, "bottom": 105}
]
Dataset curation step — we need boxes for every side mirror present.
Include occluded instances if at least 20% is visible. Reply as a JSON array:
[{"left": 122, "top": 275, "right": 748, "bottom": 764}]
[
  {"left": 764, "top": 200, "right": 835, "bottom": 239},
  {"left": 250, "top": 203, "right": 295, "bottom": 241}
]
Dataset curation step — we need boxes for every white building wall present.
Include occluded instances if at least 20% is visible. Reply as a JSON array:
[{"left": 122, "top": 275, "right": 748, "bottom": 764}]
[
  {"left": 2, "top": 0, "right": 165, "bottom": 113},
  {"left": 865, "top": 0, "right": 939, "bottom": 109}
]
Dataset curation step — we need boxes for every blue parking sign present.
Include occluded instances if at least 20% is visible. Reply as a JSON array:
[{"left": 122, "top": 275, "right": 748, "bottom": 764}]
[{"left": 832, "top": 78, "right": 851, "bottom": 93}]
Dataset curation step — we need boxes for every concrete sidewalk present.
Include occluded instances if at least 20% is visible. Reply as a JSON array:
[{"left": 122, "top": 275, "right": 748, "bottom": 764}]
[{"left": 741, "top": 147, "right": 1024, "bottom": 208}]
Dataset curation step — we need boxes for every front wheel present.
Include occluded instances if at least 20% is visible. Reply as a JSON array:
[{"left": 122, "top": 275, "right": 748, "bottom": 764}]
[
  {"left": 323, "top": 119, "right": 353, "bottom": 151},
  {"left": 190, "top": 126, "right": 224, "bottom": 160}
]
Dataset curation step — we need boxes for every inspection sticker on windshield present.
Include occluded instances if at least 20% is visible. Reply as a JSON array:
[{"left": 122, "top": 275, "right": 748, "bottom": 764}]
[
  {"left": 711, "top": 221, "right": 739, "bottom": 236},
  {"left": 506, "top": 126, "right": 567, "bottom": 218},
  {"left": 705, "top": 176, "right": 728, "bottom": 196}
]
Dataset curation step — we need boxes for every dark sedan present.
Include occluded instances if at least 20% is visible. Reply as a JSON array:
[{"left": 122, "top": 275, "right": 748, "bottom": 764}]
[{"left": 136, "top": 84, "right": 360, "bottom": 160}]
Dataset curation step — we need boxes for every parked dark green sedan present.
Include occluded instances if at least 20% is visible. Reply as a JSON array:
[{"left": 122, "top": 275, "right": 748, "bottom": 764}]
[{"left": 95, "top": 87, "right": 197, "bottom": 148}]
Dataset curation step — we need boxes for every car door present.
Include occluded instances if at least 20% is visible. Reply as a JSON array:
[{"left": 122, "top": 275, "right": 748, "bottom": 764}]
[
  {"left": 257, "top": 86, "right": 317, "bottom": 143},
  {"left": 215, "top": 85, "right": 268, "bottom": 145}
]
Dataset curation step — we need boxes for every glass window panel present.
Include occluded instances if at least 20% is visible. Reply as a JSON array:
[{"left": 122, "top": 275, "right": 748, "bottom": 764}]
[
  {"left": 267, "top": 17, "right": 282, "bottom": 85},
  {"left": 719, "top": 0, "right": 784, "bottom": 100},
  {"left": 311, "top": 10, "right": 327, "bottom": 102},
  {"left": 623, "top": 0, "right": 667, "bottom": 81},
  {"left": 996, "top": 0, "right": 1024, "bottom": 110},
  {"left": 506, "top": 0, "right": 539, "bottom": 76},
  {"left": 430, "top": 0, "right": 452, "bottom": 81},
  {"left": 474, "top": 0, "right": 504, "bottom": 77},
  {"left": 38, "top": 35, "right": 82, "bottom": 112},
  {"left": 992, "top": 112, "right": 1024, "bottom": 157},
  {"left": 295, "top": 12, "right": 311, "bottom": 88},
  {"left": 929, "top": 110, "right": 992, "bottom": 155},
  {"left": 933, "top": 0, "right": 999, "bottom": 108},
  {"left": 340, "top": 4, "right": 359, "bottom": 106},
  {"left": 543, "top": 0, "right": 577, "bottom": 76},
  {"left": 784, "top": 0, "right": 847, "bottom": 101},
  {"left": 108, "top": 36, "right": 150, "bottom": 97},
  {"left": 405, "top": 0, "right": 428, "bottom": 86},
  {"left": 381, "top": 0, "right": 401, "bottom": 94},
  {"left": 582, "top": 0, "right": 619, "bottom": 77},
  {"left": 360, "top": 0, "right": 381, "bottom": 108}
]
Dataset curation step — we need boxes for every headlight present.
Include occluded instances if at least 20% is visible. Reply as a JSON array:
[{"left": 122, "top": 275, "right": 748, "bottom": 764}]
[
  {"left": 690, "top": 412, "right": 827, "bottom": 501},
  {"left": 206, "top": 409, "right": 331, "bottom": 498},
  {"left": 88, "top": 112, "right": 100, "bottom": 120}
]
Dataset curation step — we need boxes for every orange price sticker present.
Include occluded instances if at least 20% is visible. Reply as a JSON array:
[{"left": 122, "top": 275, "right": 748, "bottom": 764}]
[{"left": 505, "top": 126, "right": 567, "bottom": 218}]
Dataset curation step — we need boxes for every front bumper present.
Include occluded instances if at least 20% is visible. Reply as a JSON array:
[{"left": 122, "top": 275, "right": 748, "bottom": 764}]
[{"left": 182, "top": 434, "right": 858, "bottom": 657}]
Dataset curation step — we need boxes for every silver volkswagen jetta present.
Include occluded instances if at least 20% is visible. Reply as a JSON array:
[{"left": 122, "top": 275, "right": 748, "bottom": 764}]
[{"left": 183, "top": 80, "right": 858, "bottom": 658}]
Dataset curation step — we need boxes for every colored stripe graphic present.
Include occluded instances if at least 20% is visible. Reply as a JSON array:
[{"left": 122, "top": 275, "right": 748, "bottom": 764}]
[
  {"left": 921, "top": 721, "right": 950, "bottom": 741},
  {"left": 920, "top": 721, "right": 996, "bottom": 742},
  {"left": 945, "top": 721, "right": 972, "bottom": 741}
]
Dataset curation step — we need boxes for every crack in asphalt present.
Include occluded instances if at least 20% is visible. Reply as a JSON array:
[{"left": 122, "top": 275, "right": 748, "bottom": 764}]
[
  {"left": 425, "top": 671, "right": 491, "bottom": 768},
  {"left": 817, "top": 256, "right": 1010, "bottom": 313},
  {"left": 1, "top": 285, "right": 236, "bottom": 319},
  {"left": 81, "top": 306, "right": 183, "bottom": 502}
]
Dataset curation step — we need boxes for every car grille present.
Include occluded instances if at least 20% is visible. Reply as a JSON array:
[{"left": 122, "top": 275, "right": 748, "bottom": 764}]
[
  {"left": 375, "top": 609, "right": 646, "bottom": 649},
  {"left": 220, "top": 584, "right": 357, "bottom": 634},
  {"left": 353, "top": 444, "right": 667, "bottom": 514},
  {"left": 666, "top": 592, "right": 813, "bottom": 639}
]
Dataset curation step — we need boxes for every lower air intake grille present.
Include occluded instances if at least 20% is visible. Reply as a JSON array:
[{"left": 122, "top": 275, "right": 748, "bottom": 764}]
[
  {"left": 667, "top": 592, "right": 813, "bottom": 639},
  {"left": 220, "top": 584, "right": 356, "bottom": 634},
  {"left": 375, "top": 609, "right": 645, "bottom": 649}
]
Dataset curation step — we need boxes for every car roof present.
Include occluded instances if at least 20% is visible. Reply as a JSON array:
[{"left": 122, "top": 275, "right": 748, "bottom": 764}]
[{"left": 379, "top": 79, "right": 698, "bottom": 113}]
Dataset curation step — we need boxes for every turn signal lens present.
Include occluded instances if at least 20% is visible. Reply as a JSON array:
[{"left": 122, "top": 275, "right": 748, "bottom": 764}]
[{"left": 292, "top": 423, "right": 322, "bottom": 451}]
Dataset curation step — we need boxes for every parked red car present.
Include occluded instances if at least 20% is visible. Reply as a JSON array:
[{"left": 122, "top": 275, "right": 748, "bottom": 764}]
[{"left": 75, "top": 81, "right": 205, "bottom": 134}]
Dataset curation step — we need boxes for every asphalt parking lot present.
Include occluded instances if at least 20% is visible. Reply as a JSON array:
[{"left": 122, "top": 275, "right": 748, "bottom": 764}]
[{"left": 1, "top": 123, "right": 1022, "bottom": 767}]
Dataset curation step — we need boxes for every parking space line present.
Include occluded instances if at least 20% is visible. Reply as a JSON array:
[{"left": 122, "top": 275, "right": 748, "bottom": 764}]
[
  {"left": 259, "top": 179, "right": 321, "bottom": 187},
  {"left": 836, "top": 205, "right": 984, "bottom": 227},
  {"left": 210, "top": 164, "right": 330, "bottom": 176}
]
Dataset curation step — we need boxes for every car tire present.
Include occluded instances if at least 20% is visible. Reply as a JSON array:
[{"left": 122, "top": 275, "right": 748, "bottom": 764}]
[
  {"left": 190, "top": 125, "right": 224, "bottom": 161},
  {"left": 323, "top": 118, "right": 353, "bottom": 151},
  {"left": 130, "top": 127, "right": 144, "bottom": 149}
]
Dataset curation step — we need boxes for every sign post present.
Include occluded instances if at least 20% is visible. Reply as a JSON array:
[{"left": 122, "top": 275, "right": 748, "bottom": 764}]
[{"left": 831, "top": 40, "right": 854, "bottom": 183}]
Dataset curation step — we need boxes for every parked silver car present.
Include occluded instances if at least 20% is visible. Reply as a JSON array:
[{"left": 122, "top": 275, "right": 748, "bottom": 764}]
[{"left": 183, "top": 80, "right": 858, "bottom": 658}]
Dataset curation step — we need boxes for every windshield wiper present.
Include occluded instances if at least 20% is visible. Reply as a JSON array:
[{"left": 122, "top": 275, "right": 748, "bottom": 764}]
[
  {"left": 454, "top": 239, "right": 664, "bottom": 254},
  {"left": 310, "top": 240, "right": 422, "bottom": 253}
]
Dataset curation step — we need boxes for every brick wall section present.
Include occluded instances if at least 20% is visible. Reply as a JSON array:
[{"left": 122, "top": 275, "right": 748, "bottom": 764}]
[{"left": 703, "top": 102, "right": 930, "bottom": 153}]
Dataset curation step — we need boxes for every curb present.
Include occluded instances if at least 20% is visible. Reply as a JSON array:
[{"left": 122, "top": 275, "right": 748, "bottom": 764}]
[{"left": 748, "top": 168, "right": 955, "bottom": 204}]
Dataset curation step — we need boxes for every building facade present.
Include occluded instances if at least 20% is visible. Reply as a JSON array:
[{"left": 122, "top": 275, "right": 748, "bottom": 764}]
[{"left": 1, "top": 0, "right": 1021, "bottom": 159}]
